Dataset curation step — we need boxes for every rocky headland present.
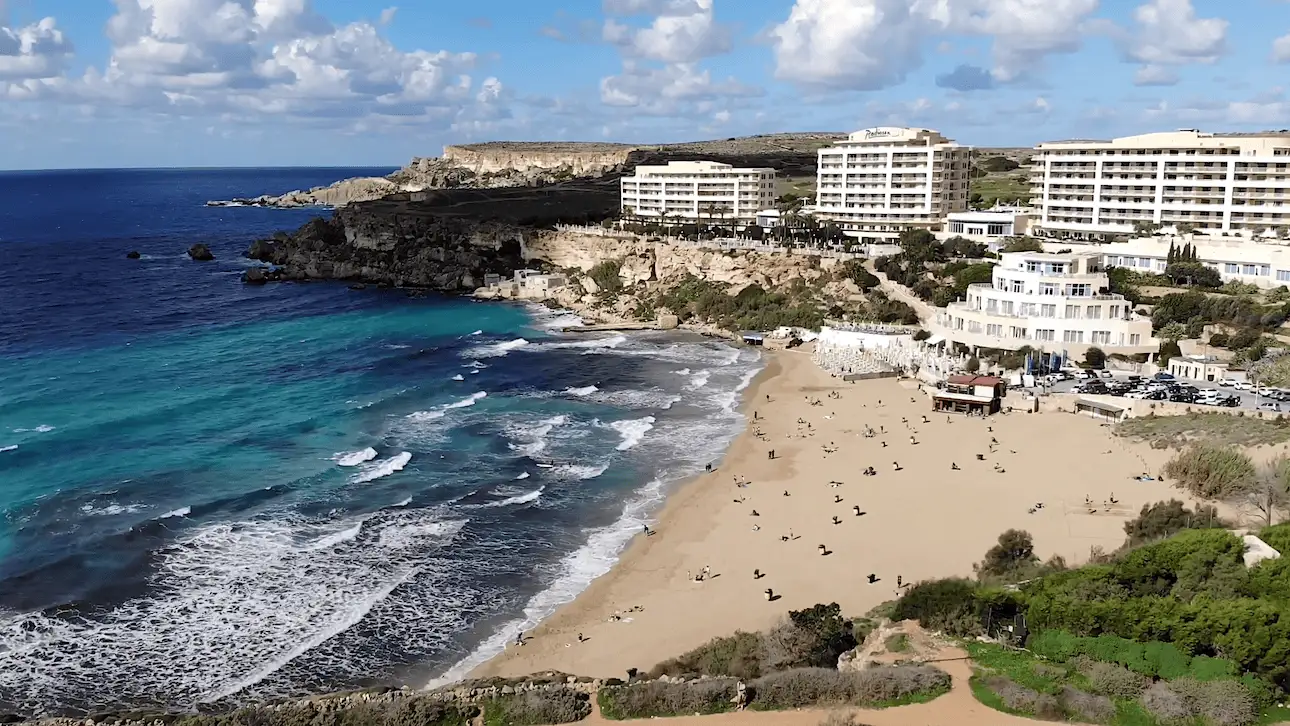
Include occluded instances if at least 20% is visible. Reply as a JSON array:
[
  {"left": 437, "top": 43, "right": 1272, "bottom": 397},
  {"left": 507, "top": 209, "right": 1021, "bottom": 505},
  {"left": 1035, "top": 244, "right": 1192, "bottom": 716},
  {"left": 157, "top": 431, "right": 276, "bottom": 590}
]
[{"left": 209, "top": 134, "right": 837, "bottom": 209}]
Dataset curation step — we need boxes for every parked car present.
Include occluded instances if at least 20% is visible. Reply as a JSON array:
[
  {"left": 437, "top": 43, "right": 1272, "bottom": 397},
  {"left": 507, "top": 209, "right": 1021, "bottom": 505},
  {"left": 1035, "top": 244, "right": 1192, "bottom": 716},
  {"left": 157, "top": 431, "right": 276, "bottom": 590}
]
[
  {"left": 1234, "top": 381, "right": 1254, "bottom": 391},
  {"left": 1169, "top": 391, "right": 1196, "bottom": 403},
  {"left": 1219, "top": 395, "right": 1241, "bottom": 407},
  {"left": 1154, "top": 372, "right": 1176, "bottom": 381},
  {"left": 1099, "top": 370, "right": 1114, "bottom": 378},
  {"left": 1218, "top": 379, "right": 1234, "bottom": 387},
  {"left": 1260, "top": 402, "right": 1282, "bottom": 412}
]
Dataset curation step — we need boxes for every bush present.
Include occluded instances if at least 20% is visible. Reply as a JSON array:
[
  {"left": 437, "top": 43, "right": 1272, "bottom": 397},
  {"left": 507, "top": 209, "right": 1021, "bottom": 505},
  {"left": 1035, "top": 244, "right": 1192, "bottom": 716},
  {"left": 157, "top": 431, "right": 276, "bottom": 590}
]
[
  {"left": 1059, "top": 686, "right": 1115, "bottom": 723},
  {"left": 177, "top": 697, "right": 479, "bottom": 726},
  {"left": 817, "top": 713, "right": 872, "bottom": 726},
  {"left": 976, "top": 529, "right": 1038, "bottom": 579},
  {"left": 1123, "top": 499, "right": 1226, "bottom": 546},
  {"left": 965, "top": 356, "right": 980, "bottom": 372},
  {"left": 1084, "top": 661, "right": 1151, "bottom": 698},
  {"left": 749, "top": 666, "right": 950, "bottom": 709},
  {"left": 1001, "top": 237, "right": 1045, "bottom": 253},
  {"left": 883, "top": 633, "right": 909, "bottom": 653},
  {"left": 648, "top": 631, "right": 764, "bottom": 680},
  {"left": 587, "top": 260, "right": 624, "bottom": 294},
  {"left": 1140, "top": 681, "right": 1191, "bottom": 723},
  {"left": 891, "top": 579, "right": 984, "bottom": 636},
  {"left": 483, "top": 689, "right": 591, "bottom": 725},
  {"left": 760, "top": 603, "right": 857, "bottom": 671},
  {"left": 983, "top": 676, "right": 1064, "bottom": 719},
  {"left": 1164, "top": 443, "right": 1256, "bottom": 499},
  {"left": 1209, "top": 332, "right": 1231, "bottom": 348},
  {"left": 1171, "top": 677, "right": 1258, "bottom": 726},
  {"left": 913, "top": 329, "right": 931, "bottom": 341},
  {"left": 1084, "top": 346, "right": 1106, "bottom": 370},
  {"left": 597, "top": 679, "right": 738, "bottom": 719}
]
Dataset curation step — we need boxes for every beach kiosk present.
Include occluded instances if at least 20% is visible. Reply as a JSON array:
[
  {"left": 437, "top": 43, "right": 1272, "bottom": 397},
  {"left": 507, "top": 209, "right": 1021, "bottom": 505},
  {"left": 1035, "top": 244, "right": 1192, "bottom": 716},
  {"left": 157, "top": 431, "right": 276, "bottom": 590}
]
[{"left": 933, "top": 374, "right": 1005, "bottom": 415}]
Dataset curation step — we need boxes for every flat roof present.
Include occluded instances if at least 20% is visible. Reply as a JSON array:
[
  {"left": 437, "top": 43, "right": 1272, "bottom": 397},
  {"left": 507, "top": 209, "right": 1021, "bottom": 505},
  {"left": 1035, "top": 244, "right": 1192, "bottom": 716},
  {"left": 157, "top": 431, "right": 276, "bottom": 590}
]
[
  {"left": 947, "top": 374, "right": 1004, "bottom": 386},
  {"left": 1077, "top": 398, "right": 1126, "bottom": 412}
]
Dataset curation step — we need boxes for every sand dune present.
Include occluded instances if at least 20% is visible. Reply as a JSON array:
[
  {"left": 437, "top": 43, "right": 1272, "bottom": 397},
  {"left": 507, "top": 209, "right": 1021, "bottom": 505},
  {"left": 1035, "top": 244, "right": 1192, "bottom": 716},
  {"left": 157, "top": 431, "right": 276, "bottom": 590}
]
[{"left": 472, "top": 348, "right": 1200, "bottom": 682}]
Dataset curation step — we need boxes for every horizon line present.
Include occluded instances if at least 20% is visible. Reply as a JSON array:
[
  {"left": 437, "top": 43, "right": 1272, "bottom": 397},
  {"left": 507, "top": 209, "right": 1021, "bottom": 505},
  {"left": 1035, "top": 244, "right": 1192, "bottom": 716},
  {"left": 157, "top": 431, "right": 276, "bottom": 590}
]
[{"left": 0, "top": 164, "right": 403, "bottom": 174}]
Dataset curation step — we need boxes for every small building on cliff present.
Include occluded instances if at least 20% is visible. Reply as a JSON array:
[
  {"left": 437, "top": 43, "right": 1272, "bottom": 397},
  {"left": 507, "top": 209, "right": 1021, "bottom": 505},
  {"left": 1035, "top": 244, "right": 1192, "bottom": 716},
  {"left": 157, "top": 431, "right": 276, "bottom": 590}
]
[{"left": 484, "top": 270, "right": 567, "bottom": 299}]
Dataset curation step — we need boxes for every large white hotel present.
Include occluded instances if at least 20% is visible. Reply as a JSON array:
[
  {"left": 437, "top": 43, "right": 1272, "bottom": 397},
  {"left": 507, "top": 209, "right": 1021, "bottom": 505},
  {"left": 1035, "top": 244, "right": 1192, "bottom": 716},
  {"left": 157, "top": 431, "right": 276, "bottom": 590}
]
[
  {"left": 1032, "top": 129, "right": 1290, "bottom": 239},
  {"left": 815, "top": 127, "right": 972, "bottom": 241},
  {"left": 619, "top": 160, "right": 776, "bottom": 223},
  {"left": 931, "top": 250, "right": 1158, "bottom": 357}
]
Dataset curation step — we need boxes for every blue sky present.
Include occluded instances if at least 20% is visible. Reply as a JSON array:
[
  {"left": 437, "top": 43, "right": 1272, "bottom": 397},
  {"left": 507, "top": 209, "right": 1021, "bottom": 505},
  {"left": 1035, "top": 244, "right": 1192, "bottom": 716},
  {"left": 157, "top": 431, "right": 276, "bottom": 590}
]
[{"left": 2, "top": 0, "right": 1290, "bottom": 169}]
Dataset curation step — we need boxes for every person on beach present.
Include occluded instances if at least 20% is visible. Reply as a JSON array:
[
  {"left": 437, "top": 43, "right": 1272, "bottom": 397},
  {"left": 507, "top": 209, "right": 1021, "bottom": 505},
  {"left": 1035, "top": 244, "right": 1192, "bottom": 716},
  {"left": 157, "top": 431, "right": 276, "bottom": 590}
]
[
  {"left": 642, "top": 524, "right": 651, "bottom": 535},
  {"left": 515, "top": 631, "right": 525, "bottom": 646}
]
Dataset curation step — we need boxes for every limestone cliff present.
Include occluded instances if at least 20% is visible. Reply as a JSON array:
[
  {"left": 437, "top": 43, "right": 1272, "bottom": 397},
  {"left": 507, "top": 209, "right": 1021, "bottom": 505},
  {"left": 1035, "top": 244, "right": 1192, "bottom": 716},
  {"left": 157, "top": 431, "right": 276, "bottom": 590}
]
[{"left": 209, "top": 143, "right": 639, "bottom": 209}]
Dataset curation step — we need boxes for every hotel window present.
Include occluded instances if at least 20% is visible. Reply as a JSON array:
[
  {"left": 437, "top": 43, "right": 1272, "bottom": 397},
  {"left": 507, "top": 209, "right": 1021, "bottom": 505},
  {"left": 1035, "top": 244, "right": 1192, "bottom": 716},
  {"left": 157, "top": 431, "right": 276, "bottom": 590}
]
[
  {"left": 1002, "top": 301, "right": 1015, "bottom": 315},
  {"left": 1092, "top": 331, "right": 1111, "bottom": 344},
  {"left": 986, "top": 324, "right": 1003, "bottom": 337},
  {"left": 1063, "top": 330, "right": 1085, "bottom": 343},
  {"left": 1035, "top": 329, "right": 1055, "bottom": 342},
  {"left": 1010, "top": 280, "right": 1025, "bottom": 293},
  {"left": 986, "top": 298, "right": 998, "bottom": 312},
  {"left": 1066, "top": 283, "right": 1092, "bottom": 297},
  {"left": 1064, "top": 305, "right": 1081, "bottom": 318},
  {"left": 1026, "top": 261, "right": 1042, "bottom": 272},
  {"left": 1039, "top": 283, "right": 1058, "bottom": 296},
  {"left": 1010, "top": 326, "right": 1027, "bottom": 338},
  {"left": 1041, "top": 304, "right": 1056, "bottom": 317},
  {"left": 1226, "top": 263, "right": 1239, "bottom": 273},
  {"left": 1087, "top": 305, "right": 1102, "bottom": 319},
  {"left": 1244, "top": 264, "right": 1260, "bottom": 275},
  {"left": 1278, "top": 270, "right": 1290, "bottom": 282},
  {"left": 1262, "top": 265, "right": 1271, "bottom": 277},
  {"left": 1130, "top": 334, "right": 1142, "bottom": 345}
]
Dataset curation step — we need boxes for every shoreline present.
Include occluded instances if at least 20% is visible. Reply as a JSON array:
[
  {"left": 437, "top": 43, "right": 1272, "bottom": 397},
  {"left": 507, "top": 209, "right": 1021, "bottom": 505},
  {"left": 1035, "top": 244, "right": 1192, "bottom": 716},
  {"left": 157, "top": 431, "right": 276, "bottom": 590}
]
[
  {"left": 426, "top": 327, "right": 768, "bottom": 687},
  {"left": 460, "top": 346, "right": 1203, "bottom": 683}
]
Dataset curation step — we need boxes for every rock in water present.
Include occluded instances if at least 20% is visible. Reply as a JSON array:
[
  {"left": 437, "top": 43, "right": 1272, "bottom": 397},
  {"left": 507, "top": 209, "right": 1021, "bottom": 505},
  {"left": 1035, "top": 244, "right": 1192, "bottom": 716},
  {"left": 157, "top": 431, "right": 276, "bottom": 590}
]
[
  {"left": 126, "top": 250, "right": 141, "bottom": 259},
  {"left": 243, "top": 268, "right": 268, "bottom": 285},
  {"left": 188, "top": 243, "right": 215, "bottom": 261},
  {"left": 245, "top": 239, "right": 277, "bottom": 261}
]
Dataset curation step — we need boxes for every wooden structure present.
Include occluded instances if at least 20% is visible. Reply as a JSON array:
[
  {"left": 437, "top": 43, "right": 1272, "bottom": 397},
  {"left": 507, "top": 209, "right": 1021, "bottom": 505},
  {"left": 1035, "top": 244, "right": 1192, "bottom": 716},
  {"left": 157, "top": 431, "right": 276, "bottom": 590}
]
[
  {"left": 933, "top": 374, "right": 1005, "bottom": 415},
  {"left": 1075, "top": 397, "right": 1127, "bottom": 422}
]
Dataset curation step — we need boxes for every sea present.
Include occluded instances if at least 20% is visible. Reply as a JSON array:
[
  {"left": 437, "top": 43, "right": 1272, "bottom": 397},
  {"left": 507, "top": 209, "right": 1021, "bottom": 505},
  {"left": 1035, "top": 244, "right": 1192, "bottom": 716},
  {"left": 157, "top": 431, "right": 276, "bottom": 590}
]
[{"left": 0, "top": 168, "right": 761, "bottom": 716}]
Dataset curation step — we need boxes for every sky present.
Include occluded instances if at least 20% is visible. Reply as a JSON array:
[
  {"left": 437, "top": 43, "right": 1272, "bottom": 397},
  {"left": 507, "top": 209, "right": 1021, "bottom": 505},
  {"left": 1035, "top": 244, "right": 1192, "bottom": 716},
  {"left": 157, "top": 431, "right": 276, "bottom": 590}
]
[{"left": 3, "top": 0, "right": 1290, "bottom": 169}]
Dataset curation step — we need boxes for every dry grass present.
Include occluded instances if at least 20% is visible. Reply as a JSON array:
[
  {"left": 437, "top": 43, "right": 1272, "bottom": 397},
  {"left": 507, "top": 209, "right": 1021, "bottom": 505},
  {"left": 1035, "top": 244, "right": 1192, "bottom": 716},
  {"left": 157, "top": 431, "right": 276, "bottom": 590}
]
[
  {"left": 1116, "top": 412, "right": 1290, "bottom": 449},
  {"left": 749, "top": 666, "right": 951, "bottom": 709}
]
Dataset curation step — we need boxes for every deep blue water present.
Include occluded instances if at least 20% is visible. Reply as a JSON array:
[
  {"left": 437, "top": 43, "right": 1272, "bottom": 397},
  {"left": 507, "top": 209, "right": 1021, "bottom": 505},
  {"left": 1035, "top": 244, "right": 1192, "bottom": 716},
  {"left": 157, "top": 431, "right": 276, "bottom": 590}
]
[{"left": 0, "top": 169, "right": 758, "bottom": 715}]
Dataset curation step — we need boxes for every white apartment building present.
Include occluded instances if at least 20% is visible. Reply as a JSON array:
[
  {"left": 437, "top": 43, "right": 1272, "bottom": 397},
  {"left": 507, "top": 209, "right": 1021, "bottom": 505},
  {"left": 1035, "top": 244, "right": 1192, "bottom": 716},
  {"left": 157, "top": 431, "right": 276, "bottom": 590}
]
[
  {"left": 1032, "top": 129, "right": 1290, "bottom": 240},
  {"left": 944, "top": 209, "right": 1033, "bottom": 238},
  {"left": 931, "top": 251, "right": 1157, "bottom": 357},
  {"left": 620, "top": 161, "right": 776, "bottom": 223},
  {"left": 1096, "top": 235, "right": 1290, "bottom": 289},
  {"left": 815, "top": 127, "right": 972, "bottom": 242}
]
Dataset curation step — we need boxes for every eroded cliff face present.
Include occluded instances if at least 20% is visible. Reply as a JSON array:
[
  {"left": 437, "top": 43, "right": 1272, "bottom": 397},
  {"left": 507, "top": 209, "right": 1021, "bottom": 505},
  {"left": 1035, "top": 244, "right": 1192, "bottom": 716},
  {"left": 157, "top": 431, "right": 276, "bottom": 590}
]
[
  {"left": 525, "top": 231, "right": 840, "bottom": 290},
  {"left": 212, "top": 143, "right": 638, "bottom": 209}
]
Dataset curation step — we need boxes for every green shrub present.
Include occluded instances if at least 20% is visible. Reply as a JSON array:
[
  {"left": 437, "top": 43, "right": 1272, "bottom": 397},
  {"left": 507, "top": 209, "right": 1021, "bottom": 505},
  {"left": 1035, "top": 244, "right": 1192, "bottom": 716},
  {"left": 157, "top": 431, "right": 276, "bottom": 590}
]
[
  {"left": 483, "top": 689, "right": 591, "bottom": 725},
  {"left": 1163, "top": 443, "right": 1256, "bottom": 499},
  {"left": 891, "top": 579, "right": 985, "bottom": 636},
  {"left": 976, "top": 529, "right": 1038, "bottom": 579},
  {"left": 883, "top": 633, "right": 909, "bottom": 653},
  {"left": 1144, "top": 641, "right": 1192, "bottom": 680},
  {"left": 1123, "top": 499, "right": 1226, "bottom": 546},
  {"left": 173, "top": 697, "right": 478, "bottom": 726},
  {"left": 1059, "top": 685, "right": 1115, "bottom": 723},
  {"left": 648, "top": 631, "right": 764, "bottom": 680},
  {"left": 1258, "top": 521, "right": 1290, "bottom": 555},
  {"left": 759, "top": 603, "right": 858, "bottom": 672},
  {"left": 587, "top": 260, "right": 624, "bottom": 293},
  {"left": 597, "top": 679, "right": 738, "bottom": 719},
  {"left": 1084, "top": 661, "right": 1150, "bottom": 699},
  {"left": 748, "top": 666, "right": 950, "bottom": 709},
  {"left": 1188, "top": 655, "right": 1239, "bottom": 681}
]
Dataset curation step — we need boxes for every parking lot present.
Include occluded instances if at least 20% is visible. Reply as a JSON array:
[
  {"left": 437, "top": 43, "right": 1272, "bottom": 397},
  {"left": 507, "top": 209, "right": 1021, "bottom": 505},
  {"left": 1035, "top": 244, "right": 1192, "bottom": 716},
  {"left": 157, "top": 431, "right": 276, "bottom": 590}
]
[{"left": 1037, "top": 371, "right": 1290, "bottom": 412}]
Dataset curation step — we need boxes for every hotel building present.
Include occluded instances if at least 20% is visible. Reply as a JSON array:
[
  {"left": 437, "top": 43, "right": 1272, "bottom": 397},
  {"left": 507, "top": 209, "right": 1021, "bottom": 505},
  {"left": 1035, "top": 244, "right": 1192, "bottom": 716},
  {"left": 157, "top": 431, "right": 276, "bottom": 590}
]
[
  {"left": 931, "top": 251, "right": 1157, "bottom": 357},
  {"left": 815, "top": 127, "right": 972, "bottom": 242},
  {"left": 619, "top": 161, "right": 776, "bottom": 223},
  {"left": 1031, "top": 129, "right": 1290, "bottom": 239}
]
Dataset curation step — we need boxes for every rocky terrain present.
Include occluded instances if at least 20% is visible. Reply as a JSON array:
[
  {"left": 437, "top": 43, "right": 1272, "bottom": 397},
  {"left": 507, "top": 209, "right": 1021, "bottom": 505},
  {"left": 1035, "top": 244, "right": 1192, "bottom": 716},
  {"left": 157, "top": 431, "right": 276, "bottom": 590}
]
[{"left": 210, "top": 134, "right": 840, "bottom": 209}]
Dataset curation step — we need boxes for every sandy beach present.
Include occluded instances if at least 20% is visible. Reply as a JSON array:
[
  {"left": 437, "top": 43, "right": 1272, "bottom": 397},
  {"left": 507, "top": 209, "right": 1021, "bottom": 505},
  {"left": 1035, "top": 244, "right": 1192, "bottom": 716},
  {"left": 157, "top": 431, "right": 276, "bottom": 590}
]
[{"left": 470, "top": 346, "right": 1200, "bottom": 682}]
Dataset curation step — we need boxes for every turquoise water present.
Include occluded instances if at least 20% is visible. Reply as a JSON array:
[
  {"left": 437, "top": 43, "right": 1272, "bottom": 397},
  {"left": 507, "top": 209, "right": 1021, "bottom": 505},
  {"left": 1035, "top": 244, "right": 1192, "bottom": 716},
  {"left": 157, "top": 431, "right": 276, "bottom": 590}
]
[{"left": 0, "top": 168, "right": 760, "bottom": 715}]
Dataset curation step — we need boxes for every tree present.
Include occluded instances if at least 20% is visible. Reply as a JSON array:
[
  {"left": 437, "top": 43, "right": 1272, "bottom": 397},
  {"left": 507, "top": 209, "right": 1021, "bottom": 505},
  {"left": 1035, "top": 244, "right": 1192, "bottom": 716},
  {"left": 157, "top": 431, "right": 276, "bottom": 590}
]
[
  {"left": 965, "top": 356, "right": 981, "bottom": 372},
  {"left": 1159, "top": 339, "right": 1182, "bottom": 365},
  {"left": 1158, "top": 322, "right": 1188, "bottom": 342},
  {"left": 1165, "top": 261, "right": 1221, "bottom": 288},
  {"left": 1084, "top": 346, "right": 1107, "bottom": 369},
  {"left": 1167, "top": 241, "right": 1178, "bottom": 264},
  {"left": 1123, "top": 499, "right": 1225, "bottom": 546},
  {"left": 1248, "top": 455, "right": 1290, "bottom": 528},
  {"left": 980, "top": 156, "right": 1021, "bottom": 172},
  {"left": 976, "top": 529, "right": 1038, "bottom": 578}
]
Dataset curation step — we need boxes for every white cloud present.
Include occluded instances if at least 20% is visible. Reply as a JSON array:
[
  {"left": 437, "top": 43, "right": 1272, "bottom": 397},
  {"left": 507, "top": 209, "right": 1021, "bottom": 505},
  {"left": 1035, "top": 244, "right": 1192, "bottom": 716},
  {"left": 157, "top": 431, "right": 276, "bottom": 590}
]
[
  {"left": 0, "top": 16, "right": 73, "bottom": 83},
  {"left": 599, "top": 60, "right": 757, "bottom": 111},
  {"left": 378, "top": 7, "right": 398, "bottom": 26},
  {"left": 603, "top": 0, "right": 728, "bottom": 63},
  {"left": 1124, "top": 0, "right": 1225, "bottom": 76},
  {"left": 6, "top": 0, "right": 506, "bottom": 130},
  {"left": 1134, "top": 64, "right": 1178, "bottom": 86},
  {"left": 770, "top": 0, "right": 1099, "bottom": 90},
  {"left": 1273, "top": 33, "right": 1290, "bottom": 63}
]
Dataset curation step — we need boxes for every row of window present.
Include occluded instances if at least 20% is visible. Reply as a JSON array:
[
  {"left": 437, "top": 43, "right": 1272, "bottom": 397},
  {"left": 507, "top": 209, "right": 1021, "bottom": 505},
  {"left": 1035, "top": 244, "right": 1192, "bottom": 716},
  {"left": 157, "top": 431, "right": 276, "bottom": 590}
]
[
  {"left": 958, "top": 320, "right": 1143, "bottom": 346},
  {"left": 974, "top": 299, "right": 1126, "bottom": 319}
]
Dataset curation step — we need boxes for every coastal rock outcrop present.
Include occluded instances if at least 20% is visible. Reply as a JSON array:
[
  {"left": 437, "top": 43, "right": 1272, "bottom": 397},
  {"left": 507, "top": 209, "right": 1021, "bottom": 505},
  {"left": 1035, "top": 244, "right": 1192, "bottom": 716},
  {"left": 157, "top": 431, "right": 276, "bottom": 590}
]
[
  {"left": 188, "top": 243, "right": 214, "bottom": 261},
  {"left": 125, "top": 250, "right": 140, "bottom": 259}
]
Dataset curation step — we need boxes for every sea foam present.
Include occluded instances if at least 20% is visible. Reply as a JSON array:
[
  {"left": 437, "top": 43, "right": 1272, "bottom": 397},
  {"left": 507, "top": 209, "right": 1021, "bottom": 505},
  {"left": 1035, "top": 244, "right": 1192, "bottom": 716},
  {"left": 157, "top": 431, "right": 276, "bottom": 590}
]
[
  {"left": 333, "top": 448, "right": 379, "bottom": 467},
  {"left": 609, "top": 416, "right": 655, "bottom": 451},
  {"left": 351, "top": 452, "right": 412, "bottom": 484}
]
